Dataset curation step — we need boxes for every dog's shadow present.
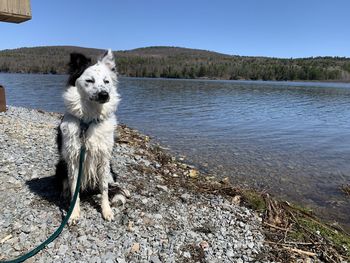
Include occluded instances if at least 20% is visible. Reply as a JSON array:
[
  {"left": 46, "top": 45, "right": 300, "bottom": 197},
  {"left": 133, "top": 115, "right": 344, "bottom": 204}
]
[
  {"left": 25, "top": 161, "right": 121, "bottom": 214},
  {"left": 25, "top": 176, "right": 69, "bottom": 214},
  {"left": 25, "top": 161, "right": 99, "bottom": 214}
]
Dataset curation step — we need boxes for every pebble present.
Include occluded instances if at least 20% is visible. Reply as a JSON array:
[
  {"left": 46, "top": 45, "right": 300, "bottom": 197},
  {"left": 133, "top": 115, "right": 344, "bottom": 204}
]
[
  {"left": 156, "top": 185, "right": 168, "bottom": 192},
  {"left": 226, "top": 249, "right": 235, "bottom": 258},
  {"left": 183, "top": 251, "right": 191, "bottom": 258},
  {"left": 247, "top": 242, "right": 255, "bottom": 249},
  {"left": 58, "top": 244, "right": 68, "bottom": 255},
  {"left": 180, "top": 193, "right": 191, "bottom": 202},
  {"left": 199, "top": 240, "right": 209, "bottom": 250},
  {"left": 150, "top": 255, "right": 162, "bottom": 263},
  {"left": 131, "top": 243, "right": 140, "bottom": 253}
]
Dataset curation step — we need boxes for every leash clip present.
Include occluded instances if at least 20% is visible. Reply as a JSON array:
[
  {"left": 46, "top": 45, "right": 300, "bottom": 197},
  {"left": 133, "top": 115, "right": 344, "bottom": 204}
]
[
  {"left": 80, "top": 130, "right": 87, "bottom": 144},
  {"left": 79, "top": 120, "right": 90, "bottom": 144},
  {"left": 79, "top": 118, "right": 100, "bottom": 144}
]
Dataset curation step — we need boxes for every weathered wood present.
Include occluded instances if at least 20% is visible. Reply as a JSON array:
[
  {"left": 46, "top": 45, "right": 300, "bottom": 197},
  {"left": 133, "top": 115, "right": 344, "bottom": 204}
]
[
  {"left": 0, "top": 85, "right": 6, "bottom": 112},
  {"left": 0, "top": 0, "right": 31, "bottom": 23}
]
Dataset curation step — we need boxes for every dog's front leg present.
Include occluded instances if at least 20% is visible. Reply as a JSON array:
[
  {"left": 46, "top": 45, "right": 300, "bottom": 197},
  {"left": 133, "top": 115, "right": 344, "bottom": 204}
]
[
  {"left": 98, "top": 160, "right": 114, "bottom": 221},
  {"left": 68, "top": 162, "right": 80, "bottom": 225}
]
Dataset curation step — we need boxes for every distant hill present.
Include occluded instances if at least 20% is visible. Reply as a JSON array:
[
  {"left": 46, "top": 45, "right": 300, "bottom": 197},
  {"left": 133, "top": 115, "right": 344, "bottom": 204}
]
[{"left": 1, "top": 45, "right": 350, "bottom": 81}]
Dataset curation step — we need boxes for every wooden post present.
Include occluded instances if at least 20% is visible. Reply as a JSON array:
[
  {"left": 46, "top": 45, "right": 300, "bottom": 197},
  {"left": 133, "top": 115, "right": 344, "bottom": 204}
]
[{"left": 0, "top": 85, "right": 6, "bottom": 112}]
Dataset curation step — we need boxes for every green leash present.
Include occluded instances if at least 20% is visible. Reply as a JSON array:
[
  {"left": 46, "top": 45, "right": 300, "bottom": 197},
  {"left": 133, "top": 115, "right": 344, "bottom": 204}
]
[{"left": 1, "top": 145, "right": 86, "bottom": 263}]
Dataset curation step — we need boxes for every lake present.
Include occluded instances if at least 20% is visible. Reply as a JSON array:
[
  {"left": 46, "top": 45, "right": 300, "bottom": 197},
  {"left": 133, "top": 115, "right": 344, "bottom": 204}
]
[{"left": 1, "top": 73, "right": 350, "bottom": 229}]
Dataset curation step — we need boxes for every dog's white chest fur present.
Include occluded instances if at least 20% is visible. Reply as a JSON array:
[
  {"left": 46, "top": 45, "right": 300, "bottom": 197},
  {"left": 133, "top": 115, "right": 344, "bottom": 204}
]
[{"left": 60, "top": 112, "right": 117, "bottom": 189}]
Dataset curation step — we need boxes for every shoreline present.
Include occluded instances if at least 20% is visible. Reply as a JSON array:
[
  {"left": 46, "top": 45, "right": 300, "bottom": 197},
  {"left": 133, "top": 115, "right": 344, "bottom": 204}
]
[
  {"left": 1, "top": 71, "right": 350, "bottom": 84},
  {"left": 0, "top": 106, "right": 349, "bottom": 262}
]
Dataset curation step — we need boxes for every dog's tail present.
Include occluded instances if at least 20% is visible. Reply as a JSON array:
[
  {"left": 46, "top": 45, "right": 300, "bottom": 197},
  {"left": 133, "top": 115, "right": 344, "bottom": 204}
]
[{"left": 55, "top": 123, "right": 69, "bottom": 193}]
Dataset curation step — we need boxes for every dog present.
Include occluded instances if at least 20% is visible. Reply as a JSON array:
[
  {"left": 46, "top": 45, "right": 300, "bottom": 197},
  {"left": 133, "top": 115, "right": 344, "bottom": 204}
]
[{"left": 57, "top": 49, "right": 120, "bottom": 224}]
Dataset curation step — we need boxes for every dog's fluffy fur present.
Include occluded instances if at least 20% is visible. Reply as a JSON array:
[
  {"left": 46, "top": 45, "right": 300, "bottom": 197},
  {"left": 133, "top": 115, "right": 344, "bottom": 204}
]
[{"left": 57, "top": 50, "right": 120, "bottom": 223}]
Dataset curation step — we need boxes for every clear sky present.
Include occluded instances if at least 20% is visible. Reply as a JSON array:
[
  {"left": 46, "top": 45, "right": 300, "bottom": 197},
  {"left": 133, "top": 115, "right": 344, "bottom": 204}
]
[{"left": 1, "top": 0, "right": 350, "bottom": 58}]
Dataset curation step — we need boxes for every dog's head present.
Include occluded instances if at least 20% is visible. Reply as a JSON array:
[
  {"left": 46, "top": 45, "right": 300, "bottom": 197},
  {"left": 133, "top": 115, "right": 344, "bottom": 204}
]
[{"left": 68, "top": 50, "right": 117, "bottom": 104}]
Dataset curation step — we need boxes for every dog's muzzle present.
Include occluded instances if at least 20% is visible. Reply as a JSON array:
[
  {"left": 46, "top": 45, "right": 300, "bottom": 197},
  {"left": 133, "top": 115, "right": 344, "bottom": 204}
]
[{"left": 97, "top": 91, "right": 110, "bottom": 103}]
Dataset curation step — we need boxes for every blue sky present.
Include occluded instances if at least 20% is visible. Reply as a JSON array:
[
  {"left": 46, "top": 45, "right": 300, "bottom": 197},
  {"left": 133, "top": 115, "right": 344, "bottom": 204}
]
[{"left": 1, "top": 0, "right": 350, "bottom": 58}]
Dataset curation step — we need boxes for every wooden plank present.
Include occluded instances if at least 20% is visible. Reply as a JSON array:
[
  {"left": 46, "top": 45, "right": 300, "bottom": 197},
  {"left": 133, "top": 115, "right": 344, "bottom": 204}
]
[
  {"left": 6, "top": 0, "right": 28, "bottom": 15},
  {"left": 22, "top": 0, "right": 31, "bottom": 16},
  {"left": 18, "top": 0, "right": 27, "bottom": 15},
  {"left": 0, "top": 0, "right": 9, "bottom": 13},
  {"left": 6, "top": 0, "right": 16, "bottom": 14},
  {"left": 0, "top": 12, "right": 31, "bottom": 23},
  {"left": 0, "top": 0, "right": 31, "bottom": 16},
  {"left": 0, "top": 0, "right": 31, "bottom": 23}
]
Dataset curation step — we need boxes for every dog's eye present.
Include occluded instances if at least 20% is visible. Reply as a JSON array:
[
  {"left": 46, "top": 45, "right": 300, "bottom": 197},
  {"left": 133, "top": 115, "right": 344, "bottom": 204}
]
[
  {"left": 104, "top": 80, "right": 110, "bottom": 84},
  {"left": 86, "top": 79, "right": 95, "bottom": 83}
]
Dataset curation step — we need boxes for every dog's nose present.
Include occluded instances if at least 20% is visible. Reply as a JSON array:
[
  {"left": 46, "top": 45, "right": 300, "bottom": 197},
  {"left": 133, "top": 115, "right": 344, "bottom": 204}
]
[{"left": 97, "top": 91, "right": 109, "bottom": 103}]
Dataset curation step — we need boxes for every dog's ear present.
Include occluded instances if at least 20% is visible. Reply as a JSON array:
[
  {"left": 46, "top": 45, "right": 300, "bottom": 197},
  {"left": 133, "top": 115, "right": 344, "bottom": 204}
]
[
  {"left": 100, "top": 49, "right": 116, "bottom": 72},
  {"left": 68, "top": 53, "right": 91, "bottom": 75},
  {"left": 67, "top": 53, "right": 92, "bottom": 86}
]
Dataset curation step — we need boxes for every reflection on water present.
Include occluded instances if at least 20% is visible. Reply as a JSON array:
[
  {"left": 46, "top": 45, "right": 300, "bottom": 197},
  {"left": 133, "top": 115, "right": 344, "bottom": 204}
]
[{"left": 1, "top": 73, "right": 350, "bottom": 228}]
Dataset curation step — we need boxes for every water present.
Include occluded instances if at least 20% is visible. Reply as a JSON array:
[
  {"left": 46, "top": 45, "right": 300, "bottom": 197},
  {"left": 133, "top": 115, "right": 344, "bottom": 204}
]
[{"left": 1, "top": 73, "right": 350, "bottom": 228}]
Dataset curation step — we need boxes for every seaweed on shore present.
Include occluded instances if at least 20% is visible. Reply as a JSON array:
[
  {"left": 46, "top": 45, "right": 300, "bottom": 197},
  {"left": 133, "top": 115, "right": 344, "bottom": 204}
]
[{"left": 116, "top": 124, "right": 350, "bottom": 262}]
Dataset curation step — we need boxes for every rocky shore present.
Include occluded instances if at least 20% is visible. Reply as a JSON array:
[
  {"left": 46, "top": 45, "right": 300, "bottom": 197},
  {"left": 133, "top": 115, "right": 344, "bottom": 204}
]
[
  {"left": 0, "top": 106, "right": 349, "bottom": 263},
  {"left": 0, "top": 106, "right": 267, "bottom": 263}
]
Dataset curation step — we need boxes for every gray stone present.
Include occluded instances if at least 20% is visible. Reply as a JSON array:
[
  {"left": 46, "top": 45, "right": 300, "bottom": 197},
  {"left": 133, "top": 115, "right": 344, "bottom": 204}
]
[
  {"left": 180, "top": 193, "right": 191, "bottom": 202},
  {"left": 58, "top": 244, "right": 68, "bottom": 255},
  {"left": 153, "top": 214, "right": 163, "bottom": 220},
  {"left": 89, "top": 256, "right": 102, "bottom": 263},
  {"left": 156, "top": 185, "right": 168, "bottom": 192},
  {"left": 247, "top": 242, "right": 254, "bottom": 249},
  {"left": 150, "top": 255, "right": 162, "bottom": 263},
  {"left": 226, "top": 249, "right": 234, "bottom": 258},
  {"left": 182, "top": 252, "right": 191, "bottom": 259}
]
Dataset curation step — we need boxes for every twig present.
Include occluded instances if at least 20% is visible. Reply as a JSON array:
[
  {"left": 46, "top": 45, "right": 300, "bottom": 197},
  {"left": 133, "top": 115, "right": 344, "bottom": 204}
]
[
  {"left": 282, "top": 246, "right": 317, "bottom": 257},
  {"left": 264, "top": 240, "right": 316, "bottom": 247},
  {"left": 323, "top": 252, "right": 338, "bottom": 263},
  {"left": 116, "top": 139, "right": 130, "bottom": 144},
  {"left": 0, "top": 234, "right": 12, "bottom": 244},
  {"left": 283, "top": 223, "right": 291, "bottom": 243},
  {"left": 264, "top": 222, "right": 289, "bottom": 231},
  {"left": 284, "top": 241, "right": 316, "bottom": 246}
]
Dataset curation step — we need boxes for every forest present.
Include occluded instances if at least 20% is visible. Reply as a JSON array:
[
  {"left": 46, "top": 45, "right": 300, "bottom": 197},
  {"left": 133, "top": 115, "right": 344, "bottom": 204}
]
[{"left": 1, "top": 46, "right": 350, "bottom": 82}]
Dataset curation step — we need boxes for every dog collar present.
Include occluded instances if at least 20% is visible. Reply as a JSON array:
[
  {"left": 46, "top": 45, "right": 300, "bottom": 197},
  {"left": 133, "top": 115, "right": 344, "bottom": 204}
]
[{"left": 79, "top": 118, "right": 100, "bottom": 139}]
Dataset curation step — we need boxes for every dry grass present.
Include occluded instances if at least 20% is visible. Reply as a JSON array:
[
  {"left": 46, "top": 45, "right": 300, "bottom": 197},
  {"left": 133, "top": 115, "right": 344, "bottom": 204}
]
[{"left": 340, "top": 184, "right": 350, "bottom": 196}]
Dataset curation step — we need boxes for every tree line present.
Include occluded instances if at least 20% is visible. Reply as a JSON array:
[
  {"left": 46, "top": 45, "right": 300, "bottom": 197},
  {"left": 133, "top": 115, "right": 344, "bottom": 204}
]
[{"left": 1, "top": 46, "right": 350, "bottom": 82}]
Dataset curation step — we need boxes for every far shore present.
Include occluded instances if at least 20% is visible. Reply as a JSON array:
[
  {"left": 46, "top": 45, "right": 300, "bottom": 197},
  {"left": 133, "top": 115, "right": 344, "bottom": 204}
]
[{"left": 1, "top": 71, "right": 350, "bottom": 84}]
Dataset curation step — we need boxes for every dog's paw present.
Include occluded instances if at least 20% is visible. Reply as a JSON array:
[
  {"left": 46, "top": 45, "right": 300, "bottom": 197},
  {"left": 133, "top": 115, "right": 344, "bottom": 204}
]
[
  {"left": 110, "top": 187, "right": 131, "bottom": 208},
  {"left": 68, "top": 207, "right": 81, "bottom": 225},
  {"left": 121, "top": 188, "right": 131, "bottom": 198},
  {"left": 102, "top": 206, "right": 114, "bottom": 221},
  {"left": 68, "top": 217, "right": 79, "bottom": 226},
  {"left": 111, "top": 194, "right": 127, "bottom": 207}
]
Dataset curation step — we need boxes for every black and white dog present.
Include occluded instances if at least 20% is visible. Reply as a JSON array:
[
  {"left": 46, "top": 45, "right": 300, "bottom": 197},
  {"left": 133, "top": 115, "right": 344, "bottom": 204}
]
[{"left": 57, "top": 50, "right": 120, "bottom": 224}]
